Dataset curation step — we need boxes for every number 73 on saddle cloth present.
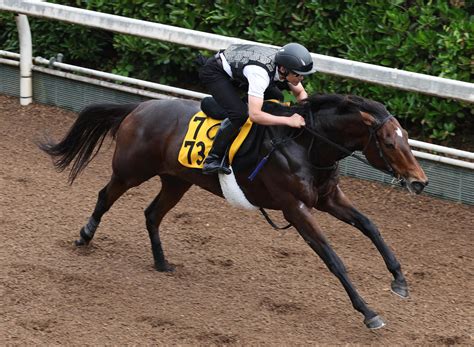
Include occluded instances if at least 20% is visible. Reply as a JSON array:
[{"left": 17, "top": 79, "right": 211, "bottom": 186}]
[{"left": 178, "top": 111, "right": 253, "bottom": 169}]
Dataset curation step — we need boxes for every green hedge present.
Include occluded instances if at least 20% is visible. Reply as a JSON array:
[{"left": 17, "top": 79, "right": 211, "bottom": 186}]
[{"left": 1, "top": 0, "right": 472, "bottom": 143}]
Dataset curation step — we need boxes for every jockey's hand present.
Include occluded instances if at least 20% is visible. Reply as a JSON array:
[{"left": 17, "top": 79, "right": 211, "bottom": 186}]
[{"left": 287, "top": 113, "right": 306, "bottom": 128}]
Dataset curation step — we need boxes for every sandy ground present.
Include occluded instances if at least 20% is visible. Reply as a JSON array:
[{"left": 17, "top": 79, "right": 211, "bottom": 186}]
[{"left": 0, "top": 94, "right": 473, "bottom": 345}]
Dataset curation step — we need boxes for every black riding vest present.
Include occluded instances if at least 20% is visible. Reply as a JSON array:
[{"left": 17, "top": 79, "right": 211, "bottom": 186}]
[{"left": 223, "top": 44, "right": 278, "bottom": 85}]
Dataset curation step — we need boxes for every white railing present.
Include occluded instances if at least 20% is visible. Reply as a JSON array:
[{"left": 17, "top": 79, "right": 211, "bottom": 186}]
[
  {"left": 0, "top": 0, "right": 473, "bottom": 103},
  {"left": 33, "top": 56, "right": 209, "bottom": 100},
  {"left": 0, "top": 1, "right": 473, "bottom": 169},
  {"left": 1, "top": 50, "right": 473, "bottom": 170}
]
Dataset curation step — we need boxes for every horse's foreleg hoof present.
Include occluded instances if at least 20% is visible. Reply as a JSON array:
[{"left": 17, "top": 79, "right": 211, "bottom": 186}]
[
  {"left": 75, "top": 227, "right": 92, "bottom": 247},
  {"left": 364, "top": 315, "right": 386, "bottom": 330},
  {"left": 391, "top": 279, "right": 409, "bottom": 298},
  {"left": 155, "top": 262, "right": 175, "bottom": 272},
  {"left": 74, "top": 238, "right": 89, "bottom": 247}
]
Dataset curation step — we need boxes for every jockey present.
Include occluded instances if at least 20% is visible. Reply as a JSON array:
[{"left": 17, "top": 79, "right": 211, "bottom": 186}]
[{"left": 198, "top": 43, "right": 316, "bottom": 175}]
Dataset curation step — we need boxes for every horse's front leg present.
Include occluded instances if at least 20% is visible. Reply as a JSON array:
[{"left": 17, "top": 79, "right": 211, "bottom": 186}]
[
  {"left": 283, "top": 201, "right": 385, "bottom": 329},
  {"left": 316, "top": 185, "right": 408, "bottom": 298}
]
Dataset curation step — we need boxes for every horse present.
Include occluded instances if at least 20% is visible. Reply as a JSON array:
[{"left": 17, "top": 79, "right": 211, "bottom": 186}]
[{"left": 39, "top": 93, "right": 428, "bottom": 329}]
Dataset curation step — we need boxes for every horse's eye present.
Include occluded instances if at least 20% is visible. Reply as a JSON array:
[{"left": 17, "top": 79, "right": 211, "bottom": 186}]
[{"left": 384, "top": 142, "right": 395, "bottom": 149}]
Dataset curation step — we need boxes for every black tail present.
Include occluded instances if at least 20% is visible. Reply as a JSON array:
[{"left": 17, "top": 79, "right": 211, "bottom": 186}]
[{"left": 39, "top": 103, "right": 139, "bottom": 184}]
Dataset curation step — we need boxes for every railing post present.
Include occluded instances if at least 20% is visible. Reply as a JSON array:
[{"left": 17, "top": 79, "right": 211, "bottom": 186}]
[{"left": 15, "top": 14, "right": 33, "bottom": 105}]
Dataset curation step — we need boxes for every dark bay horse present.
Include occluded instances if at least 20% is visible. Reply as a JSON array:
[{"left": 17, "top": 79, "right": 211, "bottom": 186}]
[{"left": 39, "top": 94, "right": 428, "bottom": 329}]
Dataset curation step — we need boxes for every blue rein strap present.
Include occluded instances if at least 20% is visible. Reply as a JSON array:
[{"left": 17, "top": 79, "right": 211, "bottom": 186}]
[
  {"left": 248, "top": 147, "right": 275, "bottom": 181},
  {"left": 248, "top": 136, "right": 294, "bottom": 181},
  {"left": 250, "top": 109, "right": 397, "bottom": 231},
  {"left": 248, "top": 137, "right": 295, "bottom": 231}
]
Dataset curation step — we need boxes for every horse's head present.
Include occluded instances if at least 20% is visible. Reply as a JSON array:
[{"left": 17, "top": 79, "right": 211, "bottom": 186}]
[
  {"left": 304, "top": 94, "right": 428, "bottom": 194},
  {"left": 360, "top": 110, "right": 428, "bottom": 194}
]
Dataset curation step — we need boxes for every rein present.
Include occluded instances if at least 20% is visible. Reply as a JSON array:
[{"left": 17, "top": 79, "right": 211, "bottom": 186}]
[
  {"left": 258, "top": 207, "right": 293, "bottom": 230},
  {"left": 252, "top": 108, "right": 398, "bottom": 231},
  {"left": 303, "top": 113, "right": 397, "bottom": 178}
]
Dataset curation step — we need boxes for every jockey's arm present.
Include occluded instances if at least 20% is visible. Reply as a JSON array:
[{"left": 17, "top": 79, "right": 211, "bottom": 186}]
[
  {"left": 248, "top": 95, "right": 305, "bottom": 128},
  {"left": 288, "top": 82, "right": 308, "bottom": 102}
]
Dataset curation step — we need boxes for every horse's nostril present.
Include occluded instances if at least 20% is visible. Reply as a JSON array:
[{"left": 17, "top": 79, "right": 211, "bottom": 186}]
[{"left": 411, "top": 181, "right": 426, "bottom": 194}]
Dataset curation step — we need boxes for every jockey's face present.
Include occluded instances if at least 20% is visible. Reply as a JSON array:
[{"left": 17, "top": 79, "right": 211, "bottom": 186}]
[
  {"left": 286, "top": 71, "right": 304, "bottom": 86},
  {"left": 279, "top": 66, "right": 304, "bottom": 86}
]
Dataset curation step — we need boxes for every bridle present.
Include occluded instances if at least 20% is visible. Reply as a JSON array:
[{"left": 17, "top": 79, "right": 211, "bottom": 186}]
[
  {"left": 252, "top": 108, "right": 402, "bottom": 231},
  {"left": 249, "top": 108, "right": 400, "bottom": 181},
  {"left": 364, "top": 115, "right": 397, "bottom": 177},
  {"left": 303, "top": 109, "right": 399, "bottom": 179}
]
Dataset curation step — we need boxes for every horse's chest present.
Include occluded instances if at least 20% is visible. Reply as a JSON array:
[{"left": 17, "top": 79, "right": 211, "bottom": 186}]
[
  {"left": 290, "top": 173, "right": 318, "bottom": 206},
  {"left": 265, "top": 170, "right": 318, "bottom": 207}
]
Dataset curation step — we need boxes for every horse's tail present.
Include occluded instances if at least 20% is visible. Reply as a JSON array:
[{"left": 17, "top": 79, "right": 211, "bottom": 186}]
[{"left": 39, "top": 103, "right": 139, "bottom": 184}]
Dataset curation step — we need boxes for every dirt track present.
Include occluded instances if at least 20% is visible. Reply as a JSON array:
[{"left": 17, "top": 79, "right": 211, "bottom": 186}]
[{"left": 1, "top": 94, "right": 473, "bottom": 345}]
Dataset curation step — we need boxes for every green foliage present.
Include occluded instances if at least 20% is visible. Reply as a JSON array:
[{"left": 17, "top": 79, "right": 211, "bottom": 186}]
[{"left": 0, "top": 0, "right": 472, "bottom": 142}]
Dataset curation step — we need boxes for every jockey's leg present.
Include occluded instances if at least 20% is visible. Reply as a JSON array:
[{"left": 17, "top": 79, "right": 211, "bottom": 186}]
[
  {"left": 199, "top": 55, "right": 247, "bottom": 175},
  {"left": 202, "top": 118, "right": 239, "bottom": 175}
]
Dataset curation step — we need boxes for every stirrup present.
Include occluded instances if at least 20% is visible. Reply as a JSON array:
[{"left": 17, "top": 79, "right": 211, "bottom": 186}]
[
  {"left": 202, "top": 156, "right": 231, "bottom": 175},
  {"left": 203, "top": 165, "right": 231, "bottom": 175},
  {"left": 217, "top": 165, "right": 232, "bottom": 175}
]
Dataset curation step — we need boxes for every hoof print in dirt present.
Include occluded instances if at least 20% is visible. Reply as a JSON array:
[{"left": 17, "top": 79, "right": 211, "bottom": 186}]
[
  {"left": 259, "top": 297, "right": 301, "bottom": 315},
  {"left": 197, "top": 332, "right": 237, "bottom": 345}
]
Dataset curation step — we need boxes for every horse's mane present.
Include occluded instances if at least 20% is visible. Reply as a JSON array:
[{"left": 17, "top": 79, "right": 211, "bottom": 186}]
[
  {"left": 263, "top": 93, "right": 390, "bottom": 125},
  {"left": 305, "top": 94, "right": 389, "bottom": 121}
]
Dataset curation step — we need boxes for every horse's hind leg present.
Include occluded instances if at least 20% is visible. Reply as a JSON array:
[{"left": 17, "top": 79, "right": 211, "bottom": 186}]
[
  {"left": 75, "top": 174, "right": 129, "bottom": 246},
  {"left": 316, "top": 186, "right": 408, "bottom": 298},
  {"left": 145, "top": 175, "right": 192, "bottom": 272}
]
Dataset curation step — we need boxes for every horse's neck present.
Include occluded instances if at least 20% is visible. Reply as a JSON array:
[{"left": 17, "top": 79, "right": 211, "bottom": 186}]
[
  {"left": 262, "top": 101, "right": 365, "bottom": 167},
  {"left": 308, "top": 111, "right": 365, "bottom": 166}
]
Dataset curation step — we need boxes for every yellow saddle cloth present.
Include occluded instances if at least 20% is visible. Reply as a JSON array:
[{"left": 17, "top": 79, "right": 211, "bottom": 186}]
[{"left": 178, "top": 111, "right": 253, "bottom": 169}]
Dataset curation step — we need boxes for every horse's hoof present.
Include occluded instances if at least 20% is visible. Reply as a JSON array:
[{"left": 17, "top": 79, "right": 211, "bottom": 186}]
[
  {"left": 155, "top": 262, "right": 175, "bottom": 272},
  {"left": 391, "top": 280, "right": 409, "bottom": 298},
  {"left": 74, "top": 238, "right": 89, "bottom": 247},
  {"left": 75, "top": 227, "right": 93, "bottom": 247},
  {"left": 364, "top": 315, "right": 386, "bottom": 330}
]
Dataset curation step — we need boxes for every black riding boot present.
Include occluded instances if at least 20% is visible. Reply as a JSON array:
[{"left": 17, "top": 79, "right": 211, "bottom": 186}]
[{"left": 202, "top": 118, "right": 238, "bottom": 175}]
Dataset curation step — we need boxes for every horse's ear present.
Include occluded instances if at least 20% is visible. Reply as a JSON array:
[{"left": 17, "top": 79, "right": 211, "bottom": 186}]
[{"left": 360, "top": 111, "right": 376, "bottom": 126}]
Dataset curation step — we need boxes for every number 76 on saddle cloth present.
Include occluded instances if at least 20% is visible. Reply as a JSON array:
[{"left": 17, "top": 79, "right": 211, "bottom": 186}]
[{"left": 178, "top": 111, "right": 253, "bottom": 169}]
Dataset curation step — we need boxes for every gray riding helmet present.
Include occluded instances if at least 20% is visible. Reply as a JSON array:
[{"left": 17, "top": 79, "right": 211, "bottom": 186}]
[{"left": 274, "top": 43, "right": 316, "bottom": 75}]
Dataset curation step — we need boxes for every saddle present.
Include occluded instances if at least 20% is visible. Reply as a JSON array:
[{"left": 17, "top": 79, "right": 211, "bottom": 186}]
[{"left": 178, "top": 97, "right": 266, "bottom": 172}]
